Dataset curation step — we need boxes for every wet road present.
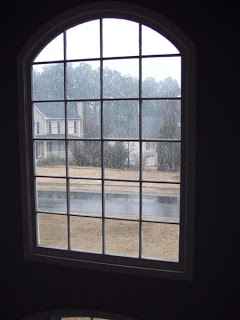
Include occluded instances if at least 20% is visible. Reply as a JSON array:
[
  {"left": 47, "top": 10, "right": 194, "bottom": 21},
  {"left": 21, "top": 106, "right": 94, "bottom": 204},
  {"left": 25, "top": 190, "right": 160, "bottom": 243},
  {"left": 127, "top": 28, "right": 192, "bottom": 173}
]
[{"left": 37, "top": 190, "right": 180, "bottom": 218}]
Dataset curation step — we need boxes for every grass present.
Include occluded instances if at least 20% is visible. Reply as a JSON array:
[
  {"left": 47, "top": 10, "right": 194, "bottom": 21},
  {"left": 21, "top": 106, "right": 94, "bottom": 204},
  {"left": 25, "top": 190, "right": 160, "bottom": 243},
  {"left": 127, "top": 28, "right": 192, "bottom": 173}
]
[
  {"left": 38, "top": 214, "right": 179, "bottom": 261},
  {"left": 36, "top": 165, "right": 180, "bottom": 195},
  {"left": 36, "top": 165, "right": 180, "bottom": 181}
]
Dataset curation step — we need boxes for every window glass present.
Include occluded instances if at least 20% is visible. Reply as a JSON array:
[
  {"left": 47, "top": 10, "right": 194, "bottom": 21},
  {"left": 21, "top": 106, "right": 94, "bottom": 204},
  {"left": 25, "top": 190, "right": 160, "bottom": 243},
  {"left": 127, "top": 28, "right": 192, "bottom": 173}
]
[
  {"left": 67, "top": 61, "right": 100, "bottom": 99},
  {"left": 34, "top": 33, "right": 64, "bottom": 62},
  {"left": 66, "top": 20, "right": 100, "bottom": 59},
  {"left": 142, "top": 25, "right": 179, "bottom": 55},
  {"left": 32, "top": 18, "right": 181, "bottom": 262},
  {"left": 32, "top": 63, "right": 64, "bottom": 100},
  {"left": 103, "top": 59, "right": 139, "bottom": 98},
  {"left": 103, "top": 18, "right": 139, "bottom": 57},
  {"left": 142, "top": 57, "right": 181, "bottom": 97}
]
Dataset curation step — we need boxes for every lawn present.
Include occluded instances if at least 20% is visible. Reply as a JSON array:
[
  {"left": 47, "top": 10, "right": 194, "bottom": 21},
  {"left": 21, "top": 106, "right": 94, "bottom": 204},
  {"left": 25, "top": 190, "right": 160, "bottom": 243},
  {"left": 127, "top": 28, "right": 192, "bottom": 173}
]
[
  {"left": 38, "top": 214, "right": 179, "bottom": 261},
  {"left": 36, "top": 165, "right": 180, "bottom": 195}
]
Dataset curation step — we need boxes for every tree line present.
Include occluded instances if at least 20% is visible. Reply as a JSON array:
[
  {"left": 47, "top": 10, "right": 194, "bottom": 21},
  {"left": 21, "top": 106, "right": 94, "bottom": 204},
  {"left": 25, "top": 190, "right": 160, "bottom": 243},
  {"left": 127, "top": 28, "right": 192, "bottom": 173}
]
[{"left": 33, "top": 62, "right": 180, "bottom": 171}]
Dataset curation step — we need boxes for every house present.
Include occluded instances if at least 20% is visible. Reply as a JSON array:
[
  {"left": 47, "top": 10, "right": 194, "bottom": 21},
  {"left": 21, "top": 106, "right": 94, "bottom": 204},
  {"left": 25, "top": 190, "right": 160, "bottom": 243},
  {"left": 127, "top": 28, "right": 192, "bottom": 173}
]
[
  {"left": 34, "top": 102, "right": 83, "bottom": 159},
  {"left": 106, "top": 114, "right": 159, "bottom": 169},
  {"left": 34, "top": 99, "right": 159, "bottom": 169}
]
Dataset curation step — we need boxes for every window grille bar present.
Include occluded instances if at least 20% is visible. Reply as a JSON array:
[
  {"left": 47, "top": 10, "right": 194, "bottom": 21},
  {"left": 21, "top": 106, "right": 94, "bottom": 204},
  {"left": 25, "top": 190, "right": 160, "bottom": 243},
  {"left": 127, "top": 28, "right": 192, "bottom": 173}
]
[
  {"left": 32, "top": 53, "right": 181, "bottom": 65},
  {"left": 36, "top": 211, "right": 180, "bottom": 225},
  {"left": 139, "top": 23, "right": 143, "bottom": 259},
  {"left": 178, "top": 55, "right": 185, "bottom": 265},
  {"left": 33, "top": 138, "right": 181, "bottom": 143},
  {"left": 32, "top": 96, "right": 181, "bottom": 103},
  {"left": 100, "top": 18, "right": 105, "bottom": 255},
  {"left": 63, "top": 30, "right": 71, "bottom": 251},
  {"left": 34, "top": 174, "right": 181, "bottom": 184}
]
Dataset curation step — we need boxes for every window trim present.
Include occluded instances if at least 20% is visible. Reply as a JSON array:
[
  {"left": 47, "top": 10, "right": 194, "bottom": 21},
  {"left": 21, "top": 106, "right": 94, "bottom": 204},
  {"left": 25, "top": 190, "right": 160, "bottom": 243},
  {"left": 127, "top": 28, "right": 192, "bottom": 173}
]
[
  {"left": 18, "top": 1, "right": 196, "bottom": 280},
  {"left": 21, "top": 309, "right": 137, "bottom": 320}
]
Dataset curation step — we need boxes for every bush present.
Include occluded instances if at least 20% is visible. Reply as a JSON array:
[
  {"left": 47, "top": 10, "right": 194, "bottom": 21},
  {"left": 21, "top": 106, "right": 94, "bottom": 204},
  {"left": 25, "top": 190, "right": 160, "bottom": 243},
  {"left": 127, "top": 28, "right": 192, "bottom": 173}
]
[{"left": 37, "top": 156, "right": 65, "bottom": 166}]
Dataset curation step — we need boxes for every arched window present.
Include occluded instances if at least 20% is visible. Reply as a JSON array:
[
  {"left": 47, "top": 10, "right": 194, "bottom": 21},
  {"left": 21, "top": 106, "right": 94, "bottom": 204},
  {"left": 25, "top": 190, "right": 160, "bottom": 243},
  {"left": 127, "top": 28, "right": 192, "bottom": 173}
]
[{"left": 18, "top": 2, "right": 196, "bottom": 279}]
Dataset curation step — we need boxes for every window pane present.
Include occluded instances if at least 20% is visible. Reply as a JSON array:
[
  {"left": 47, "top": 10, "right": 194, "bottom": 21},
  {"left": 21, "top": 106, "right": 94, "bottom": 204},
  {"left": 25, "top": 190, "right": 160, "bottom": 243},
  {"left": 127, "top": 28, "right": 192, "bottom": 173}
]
[
  {"left": 34, "top": 141, "right": 66, "bottom": 176},
  {"left": 67, "top": 101, "right": 101, "bottom": 139},
  {"left": 67, "top": 62, "right": 100, "bottom": 99},
  {"left": 105, "top": 181, "right": 139, "bottom": 220},
  {"left": 142, "top": 25, "right": 179, "bottom": 55},
  {"left": 67, "top": 102, "right": 81, "bottom": 137},
  {"left": 66, "top": 20, "right": 100, "bottom": 59},
  {"left": 38, "top": 213, "right": 68, "bottom": 249},
  {"left": 70, "top": 179, "right": 102, "bottom": 216},
  {"left": 34, "top": 33, "right": 64, "bottom": 62},
  {"left": 142, "top": 100, "right": 181, "bottom": 139},
  {"left": 103, "top": 100, "right": 139, "bottom": 139},
  {"left": 32, "top": 63, "right": 64, "bottom": 100},
  {"left": 142, "top": 57, "right": 181, "bottom": 97},
  {"left": 103, "top": 18, "right": 139, "bottom": 57},
  {"left": 36, "top": 177, "right": 67, "bottom": 213},
  {"left": 142, "top": 223, "right": 179, "bottom": 261},
  {"left": 142, "top": 142, "right": 180, "bottom": 181},
  {"left": 70, "top": 216, "right": 102, "bottom": 253},
  {"left": 105, "top": 220, "right": 139, "bottom": 257},
  {"left": 33, "top": 102, "right": 65, "bottom": 138},
  {"left": 68, "top": 141, "right": 101, "bottom": 178},
  {"left": 104, "top": 141, "right": 139, "bottom": 180},
  {"left": 103, "top": 59, "right": 139, "bottom": 98},
  {"left": 142, "top": 183, "right": 180, "bottom": 222}
]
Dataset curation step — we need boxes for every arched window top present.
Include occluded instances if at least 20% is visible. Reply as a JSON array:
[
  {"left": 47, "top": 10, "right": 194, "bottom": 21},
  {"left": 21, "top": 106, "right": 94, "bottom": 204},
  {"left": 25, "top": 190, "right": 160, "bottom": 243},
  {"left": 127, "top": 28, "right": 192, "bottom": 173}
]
[
  {"left": 34, "top": 18, "right": 179, "bottom": 63},
  {"left": 19, "top": 1, "right": 196, "bottom": 280}
]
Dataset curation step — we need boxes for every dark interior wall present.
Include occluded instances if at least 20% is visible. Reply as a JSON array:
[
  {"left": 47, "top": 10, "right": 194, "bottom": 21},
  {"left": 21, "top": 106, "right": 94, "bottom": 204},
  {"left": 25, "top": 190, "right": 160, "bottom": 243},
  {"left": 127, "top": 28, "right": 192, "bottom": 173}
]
[{"left": 1, "top": 0, "right": 234, "bottom": 319}]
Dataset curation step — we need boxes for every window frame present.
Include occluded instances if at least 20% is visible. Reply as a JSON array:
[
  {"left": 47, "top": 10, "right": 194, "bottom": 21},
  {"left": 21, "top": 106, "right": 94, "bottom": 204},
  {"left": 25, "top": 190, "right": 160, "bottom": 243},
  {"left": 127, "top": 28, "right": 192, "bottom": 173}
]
[
  {"left": 18, "top": 1, "right": 196, "bottom": 280},
  {"left": 21, "top": 309, "right": 137, "bottom": 320}
]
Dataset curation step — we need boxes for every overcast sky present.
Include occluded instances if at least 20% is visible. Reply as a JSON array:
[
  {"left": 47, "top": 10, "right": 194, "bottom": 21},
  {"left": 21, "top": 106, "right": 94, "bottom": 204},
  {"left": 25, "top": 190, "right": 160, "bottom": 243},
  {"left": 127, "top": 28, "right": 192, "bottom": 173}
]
[{"left": 34, "top": 18, "right": 181, "bottom": 84}]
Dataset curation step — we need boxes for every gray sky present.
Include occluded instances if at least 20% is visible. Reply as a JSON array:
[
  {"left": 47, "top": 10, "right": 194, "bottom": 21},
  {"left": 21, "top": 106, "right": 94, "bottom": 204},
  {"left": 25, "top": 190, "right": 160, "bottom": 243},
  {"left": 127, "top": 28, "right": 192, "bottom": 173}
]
[{"left": 34, "top": 18, "right": 181, "bottom": 84}]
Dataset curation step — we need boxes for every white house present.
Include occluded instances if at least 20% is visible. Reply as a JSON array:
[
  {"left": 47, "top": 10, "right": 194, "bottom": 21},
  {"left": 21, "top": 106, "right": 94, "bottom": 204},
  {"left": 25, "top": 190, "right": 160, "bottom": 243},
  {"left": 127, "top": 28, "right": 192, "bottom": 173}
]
[
  {"left": 34, "top": 102, "right": 83, "bottom": 159},
  {"left": 34, "top": 101, "right": 158, "bottom": 169}
]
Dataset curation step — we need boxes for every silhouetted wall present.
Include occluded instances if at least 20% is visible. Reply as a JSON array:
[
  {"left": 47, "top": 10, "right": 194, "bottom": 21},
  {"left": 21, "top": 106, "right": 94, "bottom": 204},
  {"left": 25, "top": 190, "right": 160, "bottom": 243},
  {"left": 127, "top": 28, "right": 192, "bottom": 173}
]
[{"left": 1, "top": 0, "right": 234, "bottom": 319}]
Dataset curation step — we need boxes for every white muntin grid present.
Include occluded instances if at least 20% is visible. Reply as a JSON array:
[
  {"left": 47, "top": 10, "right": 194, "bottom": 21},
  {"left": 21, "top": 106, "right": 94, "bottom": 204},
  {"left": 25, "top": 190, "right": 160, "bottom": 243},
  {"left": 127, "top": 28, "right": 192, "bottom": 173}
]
[{"left": 31, "top": 19, "right": 182, "bottom": 263}]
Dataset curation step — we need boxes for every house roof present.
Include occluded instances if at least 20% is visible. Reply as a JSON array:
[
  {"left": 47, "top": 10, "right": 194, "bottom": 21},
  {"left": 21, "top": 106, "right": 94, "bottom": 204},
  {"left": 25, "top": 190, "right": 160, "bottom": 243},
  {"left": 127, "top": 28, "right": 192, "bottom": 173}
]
[{"left": 34, "top": 102, "right": 80, "bottom": 119}]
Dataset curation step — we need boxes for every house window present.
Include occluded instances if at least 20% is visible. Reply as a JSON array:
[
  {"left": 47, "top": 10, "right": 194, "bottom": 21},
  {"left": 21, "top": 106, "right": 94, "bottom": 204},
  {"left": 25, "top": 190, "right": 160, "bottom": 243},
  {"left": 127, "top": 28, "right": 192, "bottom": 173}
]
[
  {"left": 34, "top": 121, "right": 40, "bottom": 135},
  {"left": 18, "top": 2, "right": 196, "bottom": 279},
  {"left": 68, "top": 120, "right": 77, "bottom": 134},
  {"left": 47, "top": 141, "right": 52, "bottom": 152},
  {"left": 49, "top": 121, "right": 60, "bottom": 134},
  {"left": 35, "top": 141, "right": 41, "bottom": 158},
  {"left": 146, "top": 142, "right": 154, "bottom": 150}
]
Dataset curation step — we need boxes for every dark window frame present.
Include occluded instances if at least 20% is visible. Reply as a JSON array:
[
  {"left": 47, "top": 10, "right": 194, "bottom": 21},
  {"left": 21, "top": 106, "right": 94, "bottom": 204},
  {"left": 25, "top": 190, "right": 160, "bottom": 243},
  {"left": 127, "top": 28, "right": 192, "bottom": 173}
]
[
  {"left": 18, "top": 1, "right": 196, "bottom": 280},
  {"left": 21, "top": 309, "right": 137, "bottom": 320}
]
